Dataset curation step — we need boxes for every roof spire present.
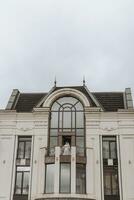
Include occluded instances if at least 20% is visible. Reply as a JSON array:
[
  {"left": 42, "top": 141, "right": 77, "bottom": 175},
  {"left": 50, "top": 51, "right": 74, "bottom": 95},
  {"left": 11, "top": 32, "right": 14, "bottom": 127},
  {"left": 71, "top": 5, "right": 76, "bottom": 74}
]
[
  {"left": 83, "top": 75, "right": 86, "bottom": 86},
  {"left": 54, "top": 76, "right": 57, "bottom": 87}
]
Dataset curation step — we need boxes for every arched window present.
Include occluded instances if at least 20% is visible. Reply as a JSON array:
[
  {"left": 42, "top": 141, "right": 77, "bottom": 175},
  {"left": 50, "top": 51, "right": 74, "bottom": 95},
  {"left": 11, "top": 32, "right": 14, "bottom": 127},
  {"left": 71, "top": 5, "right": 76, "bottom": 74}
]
[{"left": 49, "top": 96, "right": 85, "bottom": 156}]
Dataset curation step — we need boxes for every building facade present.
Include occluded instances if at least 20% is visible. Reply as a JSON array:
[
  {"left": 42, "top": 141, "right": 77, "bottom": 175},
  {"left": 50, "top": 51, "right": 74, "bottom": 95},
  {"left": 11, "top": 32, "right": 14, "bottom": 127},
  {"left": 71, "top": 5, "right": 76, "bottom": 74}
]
[{"left": 0, "top": 84, "right": 134, "bottom": 200}]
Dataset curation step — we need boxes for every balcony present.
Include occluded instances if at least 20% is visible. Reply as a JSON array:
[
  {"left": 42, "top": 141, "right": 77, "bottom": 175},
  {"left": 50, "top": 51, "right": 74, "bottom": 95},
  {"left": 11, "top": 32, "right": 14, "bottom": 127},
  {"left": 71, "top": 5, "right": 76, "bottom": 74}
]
[{"left": 47, "top": 146, "right": 85, "bottom": 157}]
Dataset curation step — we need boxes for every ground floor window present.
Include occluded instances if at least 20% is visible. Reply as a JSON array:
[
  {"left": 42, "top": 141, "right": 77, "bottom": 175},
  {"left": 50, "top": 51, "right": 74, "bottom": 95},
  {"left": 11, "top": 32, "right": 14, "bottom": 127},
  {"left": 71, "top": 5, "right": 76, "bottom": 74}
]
[
  {"left": 60, "top": 163, "right": 71, "bottom": 193},
  {"left": 15, "top": 167, "right": 30, "bottom": 195},
  {"left": 45, "top": 164, "right": 55, "bottom": 193},
  {"left": 76, "top": 164, "right": 86, "bottom": 194},
  {"left": 104, "top": 169, "right": 119, "bottom": 196}
]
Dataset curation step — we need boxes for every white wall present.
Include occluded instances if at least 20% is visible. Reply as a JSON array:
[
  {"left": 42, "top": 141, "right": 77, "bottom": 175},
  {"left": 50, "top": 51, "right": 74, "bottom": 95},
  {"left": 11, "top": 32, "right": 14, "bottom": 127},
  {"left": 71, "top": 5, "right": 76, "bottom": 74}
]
[
  {"left": 0, "top": 135, "right": 15, "bottom": 200},
  {"left": 120, "top": 135, "right": 134, "bottom": 200}
]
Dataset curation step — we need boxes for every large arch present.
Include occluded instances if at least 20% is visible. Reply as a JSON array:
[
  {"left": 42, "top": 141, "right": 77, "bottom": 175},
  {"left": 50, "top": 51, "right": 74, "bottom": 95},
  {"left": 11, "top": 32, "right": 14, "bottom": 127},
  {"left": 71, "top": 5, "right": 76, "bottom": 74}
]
[{"left": 42, "top": 88, "right": 90, "bottom": 108}]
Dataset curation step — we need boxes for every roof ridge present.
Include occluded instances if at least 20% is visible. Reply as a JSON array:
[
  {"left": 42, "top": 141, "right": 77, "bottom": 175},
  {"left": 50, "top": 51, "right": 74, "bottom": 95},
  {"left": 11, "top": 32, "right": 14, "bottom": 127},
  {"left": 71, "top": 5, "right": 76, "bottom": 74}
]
[
  {"left": 20, "top": 92, "right": 47, "bottom": 95},
  {"left": 93, "top": 91, "right": 124, "bottom": 94}
]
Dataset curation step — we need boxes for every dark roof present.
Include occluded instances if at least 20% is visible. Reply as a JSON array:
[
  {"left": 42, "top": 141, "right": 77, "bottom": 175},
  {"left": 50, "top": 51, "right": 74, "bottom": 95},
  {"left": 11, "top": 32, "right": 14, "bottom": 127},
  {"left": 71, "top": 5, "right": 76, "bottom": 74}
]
[
  {"left": 93, "top": 92, "right": 125, "bottom": 111},
  {"left": 8, "top": 87, "right": 125, "bottom": 112},
  {"left": 15, "top": 93, "right": 46, "bottom": 112}
]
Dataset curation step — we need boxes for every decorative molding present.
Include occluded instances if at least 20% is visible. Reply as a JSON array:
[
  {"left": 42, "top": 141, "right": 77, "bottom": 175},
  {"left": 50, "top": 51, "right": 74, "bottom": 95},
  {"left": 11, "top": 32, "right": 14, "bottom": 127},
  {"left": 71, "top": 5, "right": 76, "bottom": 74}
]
[
  {"left": 16, "top": 127, "right": 33, "bottom": 132},
  {"left": 42, "top": 88, "right": 90, "bottom": 108},
  {"left": 100, "top": 122, "right": 118, "bottom": 131}
]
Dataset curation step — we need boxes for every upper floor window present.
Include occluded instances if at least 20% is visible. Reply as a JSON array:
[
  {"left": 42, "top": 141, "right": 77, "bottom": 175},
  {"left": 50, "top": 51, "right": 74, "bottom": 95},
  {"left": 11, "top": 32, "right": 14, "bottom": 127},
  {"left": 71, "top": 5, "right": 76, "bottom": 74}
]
[
  {"left": 102, "top": 137, "right": 117, "bottom": 159},
  {"left": 49, "top": 96, "right": 85, "bottom": 156},
  {"left": 17, "top": 137, "right": 32, "bottom": 159},
  {"left": 14, "top": 136, "right": 32, "bottom": 196}
]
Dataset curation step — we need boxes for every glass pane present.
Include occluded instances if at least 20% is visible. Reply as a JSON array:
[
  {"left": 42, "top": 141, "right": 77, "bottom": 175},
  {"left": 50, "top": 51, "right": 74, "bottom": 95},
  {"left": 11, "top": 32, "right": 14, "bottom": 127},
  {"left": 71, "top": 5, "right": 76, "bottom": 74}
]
[
  {"left": 76, "top": 137, "right": 84, "bottom": 148},
  {"left": 51, "top": 112, "right": 58, "bottom": 128},
  {"left": 76, "top": 147, "right": 84, "bottom": 156},
  {"left": 18, "top": 142, "right": 24, "bottom": 159},
  {"left": 76, "top": 112, "right": 84, "bottom": 128},
  {"left": 62, "top": 104, "right": 72, "bottom": 109},
  {"left": 59, "top": 110, "right": 63, "bottom": 129},
  {"left": 76, "top": 129, "right": 84, "bottom": 136},
  {"left": 112, "top": 172, "right": 118, "bottom": 195},
  {"left": 22, "top": 172, "right": 29, "bottom": 194},
  {"left": 76, "top": 136, "right": 84, "bottom": 156},
  {"left": 72, "top": 111, "right": 76, "bottom": 128},
  {"left": 51, "top": 102, "right": 60, "bottom": 111},
  {"left": 57, "top": 97, "right": 77, "bottom": 105},
  {"left": 75, "top": 102, "right": 83, "bottom": 111},
  {"left": 50, "top": 129, "right": 58, "bottom": 136},
  {"left": 25, "top": 141, "right": 31, "bottom": 159},
  {"left": 76, "top": 164, "right": 86, "bottom": 194},
  {"left": 46, "top": 164, "right": 54, "bottom": 193},
  {"left": 63, "top": 111, "right": 71, "bottom": 128},
  {"left": 110, "top": 142, "right": 116, "bottom": 159},
  {"left": 104, "top": 173, "right": 111, "bottom": 195},
  {"left": 50, "top": 137, "right": 57, "bottom": 147},
  {"left": 103, "top": 141, "right": 109, "bottom": 159},
  {"left": 15, "top": 172, "right": 22, "bottom": 194},
  {"left": 49, "top": 137, "right": 57, "bottom": 156},
  {"left": 60, "top": 164, "right": 70, "bottom": 193}
]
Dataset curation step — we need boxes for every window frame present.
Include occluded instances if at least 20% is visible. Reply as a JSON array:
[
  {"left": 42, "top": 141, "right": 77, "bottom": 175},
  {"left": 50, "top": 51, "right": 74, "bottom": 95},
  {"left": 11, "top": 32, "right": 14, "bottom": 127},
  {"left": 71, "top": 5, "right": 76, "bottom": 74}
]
[
  {"left": 45, "top": 164, "right": 55, "bottom": 194},
  {"left": 59, "top": 163, "right": 71, "bottom": 194},
  {"left": 17, "top": 136, "right": 32, "bottom": 159},
  {"left": 102, "top": 136, "right": 117, "bottom": 160},
  {"left": 14, "top": 167, "right": 30, "bottom": 196},
  {"left": 76, "top": 163, "right": 86, "bottom": 194},
  {"left": 103, "top": 168, "right": 119, "bottom": 196},
  {"left": 48, "top": 96, "right": 85, "bottom": 156}
]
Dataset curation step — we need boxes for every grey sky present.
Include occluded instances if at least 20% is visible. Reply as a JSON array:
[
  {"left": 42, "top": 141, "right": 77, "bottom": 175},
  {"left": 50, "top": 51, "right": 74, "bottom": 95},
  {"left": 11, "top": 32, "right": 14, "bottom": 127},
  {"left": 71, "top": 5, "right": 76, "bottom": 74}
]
[{"left": 0, "top": 0, "right": 134, "bottom": 108}]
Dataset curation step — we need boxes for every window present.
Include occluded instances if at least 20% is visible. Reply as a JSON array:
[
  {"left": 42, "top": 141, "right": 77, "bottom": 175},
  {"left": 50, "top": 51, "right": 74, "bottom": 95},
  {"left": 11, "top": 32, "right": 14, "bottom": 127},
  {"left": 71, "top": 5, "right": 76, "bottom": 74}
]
[
  {"left": 102, "top": 136, "right": 120, "bottom": 199},
  {"left": 102, "top": 137, "right": 117, "bottom": 159},
  {"left": 14, "top": 136, "right": 32, "bottom": 197},
  {"left": 76, "top": 164, "right": 86, "bottom": 194},
  {"left": 60, "top": 164, "right": 71, "bottom": 193},
  {"left": 104, "top": 169, "right": 119, "bottom": 196},
  {"left": 45, "top": 164, "right": 54, "bottom": 193},
  {"left": 14, "top": 167, "right": 30, "bottom": 195},
  {"left": 17, "top": 137, "right": 32, "bottom": 159},
  {"left": 49, "top": 96, "right": 85, "bottom": 156}
]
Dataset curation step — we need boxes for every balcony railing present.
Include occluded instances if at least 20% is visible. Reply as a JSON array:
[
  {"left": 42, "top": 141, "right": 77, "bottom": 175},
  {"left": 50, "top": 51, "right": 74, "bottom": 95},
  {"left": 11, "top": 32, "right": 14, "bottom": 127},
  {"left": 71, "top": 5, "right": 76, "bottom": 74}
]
[{"left": 47, "top": 146, "right": 85, "bottom": 157}]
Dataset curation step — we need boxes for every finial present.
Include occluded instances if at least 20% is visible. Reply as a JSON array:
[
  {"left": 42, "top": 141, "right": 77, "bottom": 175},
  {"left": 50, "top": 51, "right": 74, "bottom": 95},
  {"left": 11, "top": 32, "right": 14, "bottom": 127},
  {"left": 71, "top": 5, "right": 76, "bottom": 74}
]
[
  {"left": 54, "top": 76, "right": 57, "bottom": 87},
  {"left": 83, "top": 76, "right": 85, "bottom": 86}
]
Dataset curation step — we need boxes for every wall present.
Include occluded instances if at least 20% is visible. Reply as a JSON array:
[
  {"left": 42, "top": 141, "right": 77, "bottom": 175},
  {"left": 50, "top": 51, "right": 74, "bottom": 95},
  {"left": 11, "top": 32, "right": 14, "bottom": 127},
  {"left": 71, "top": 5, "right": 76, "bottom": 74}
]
[{"left": 0, "top": 135, "right": 15, "bottom": 200}]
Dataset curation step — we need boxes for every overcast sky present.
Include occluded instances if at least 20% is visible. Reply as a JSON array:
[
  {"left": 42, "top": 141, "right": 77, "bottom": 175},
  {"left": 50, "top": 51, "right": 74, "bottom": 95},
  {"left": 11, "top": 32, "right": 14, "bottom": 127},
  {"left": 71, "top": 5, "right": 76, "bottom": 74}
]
[{"left": 0, "top": 0, "right": 134, "bottom": 108}]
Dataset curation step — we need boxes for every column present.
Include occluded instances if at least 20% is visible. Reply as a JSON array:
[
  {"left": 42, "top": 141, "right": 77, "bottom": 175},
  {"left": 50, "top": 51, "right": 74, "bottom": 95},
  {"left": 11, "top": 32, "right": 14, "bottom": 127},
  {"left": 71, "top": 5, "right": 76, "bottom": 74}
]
[
  {"left": 54, "top": 146, "right": 60, "bottom": 193},
  {"left": 37, "top": 147, "right": 46, "bottom": 194},
  {"left": 71, "top": 146, "right": 76, "bottom": 194},
  {"left": 86, "top": 147, "right": 94, "bottom": 195}
]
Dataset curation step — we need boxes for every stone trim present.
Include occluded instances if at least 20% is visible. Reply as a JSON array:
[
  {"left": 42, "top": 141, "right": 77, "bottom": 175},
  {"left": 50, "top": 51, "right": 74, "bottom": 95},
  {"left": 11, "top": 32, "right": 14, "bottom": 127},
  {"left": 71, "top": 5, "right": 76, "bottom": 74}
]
[
  {"left": 35, "top": 198, "right": 94, "bottom": 200},
  {"left": 42, "top": 88, "right": 90, "bottom": 108}
]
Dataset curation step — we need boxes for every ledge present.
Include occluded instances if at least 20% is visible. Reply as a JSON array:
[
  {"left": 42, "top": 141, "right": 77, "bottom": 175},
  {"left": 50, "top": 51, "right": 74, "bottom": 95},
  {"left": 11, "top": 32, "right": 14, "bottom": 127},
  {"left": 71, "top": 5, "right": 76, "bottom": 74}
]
[
  {"left": 34, "top": 194, "right": 96, "bottom": 200},
  {"left": 35, "top": 198, "right": 94, "bottom": 200}
]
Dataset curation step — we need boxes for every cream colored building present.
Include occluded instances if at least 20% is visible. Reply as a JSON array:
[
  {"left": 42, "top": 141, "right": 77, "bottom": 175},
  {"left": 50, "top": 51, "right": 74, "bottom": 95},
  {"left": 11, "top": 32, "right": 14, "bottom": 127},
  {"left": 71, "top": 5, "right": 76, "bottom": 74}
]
[{"left": 0, "top": 84, "right": 134, "bottom": 200}]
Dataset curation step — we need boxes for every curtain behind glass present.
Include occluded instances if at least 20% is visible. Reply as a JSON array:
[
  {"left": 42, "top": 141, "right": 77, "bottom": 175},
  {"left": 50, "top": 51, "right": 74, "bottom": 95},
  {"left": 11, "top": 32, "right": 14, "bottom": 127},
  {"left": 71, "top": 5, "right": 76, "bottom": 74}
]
[
  {"left": 76, "top": 164, "right": 86, "bottom": 194},
  {"left": 45, "top": 164, "right": 54, "bottom": 193},
  {"left": 60, "top": 164, "right": 70, "bottom": 193}
]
